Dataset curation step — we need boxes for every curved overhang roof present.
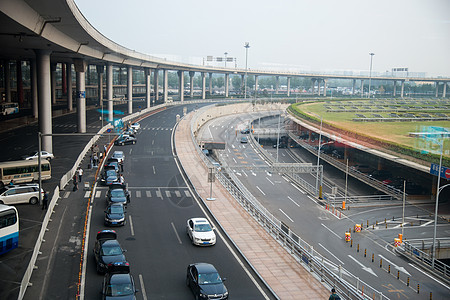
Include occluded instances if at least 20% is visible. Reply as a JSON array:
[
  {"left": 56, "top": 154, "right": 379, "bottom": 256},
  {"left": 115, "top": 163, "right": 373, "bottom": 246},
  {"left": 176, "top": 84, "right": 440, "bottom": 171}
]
[{"left": 0, "top": 0, "right": 449, "bottom": 82}]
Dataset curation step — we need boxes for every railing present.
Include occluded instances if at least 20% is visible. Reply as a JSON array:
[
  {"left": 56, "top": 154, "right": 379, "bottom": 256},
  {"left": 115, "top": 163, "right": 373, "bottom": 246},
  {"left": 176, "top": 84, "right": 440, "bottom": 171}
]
[{"left": 190, "top": 104, "right": 388, "bottom": 300}]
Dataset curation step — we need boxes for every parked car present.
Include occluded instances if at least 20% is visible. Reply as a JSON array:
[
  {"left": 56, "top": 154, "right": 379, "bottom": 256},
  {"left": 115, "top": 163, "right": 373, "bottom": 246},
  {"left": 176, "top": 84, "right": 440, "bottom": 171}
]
[
  {"left": 0, "top": 184, "right": 44, "bottom": 205},
  {"left": 101, "top": 262, "right": 138, "bottom": 300},
  {"left": 104, "top": 203, "right": 126, "bottom": 226},
  {"left": 240, "top": 137, "right": 248, "bottom": 143},
  {"left": 108, "top": 183, "right": 130, "bottom": 202},
  {"left": 106, "top": 187, "right": 129, "bottom": 206},
  {"left": 101, "top": 169, "right": 119, "bottom": 186},
  {"left": 111, "top": 151, "right": 125, "bottom": 164},
  {"left": 130, "top": 122, "right": 141, "bottom": 131},
  {"left": 186, "top": 263, "right": 228, "bottom": 300},
  {"left": 115, "top": 136, "right": 137, "bottom": 146},
  {"left": 240, "top": 128, "right": 250, "bottom": 134},
  {"left": 104, "top": 161, "right": 120, "bottom": 173},
  {"left": 186, "top": 218, "right": 216, "bottom": 246},
  {"left": 94, "top": 230, "right": 127, "bottom": 274},
  {"left": 22, "top": 151, "right": 54, "bottom": 161}
]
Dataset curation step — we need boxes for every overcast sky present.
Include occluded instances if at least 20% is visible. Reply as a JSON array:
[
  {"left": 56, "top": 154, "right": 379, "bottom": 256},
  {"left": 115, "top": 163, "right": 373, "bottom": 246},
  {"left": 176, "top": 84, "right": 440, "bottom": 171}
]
[{"left": 74, "top": 0, "right": 450, "bottom": 77}]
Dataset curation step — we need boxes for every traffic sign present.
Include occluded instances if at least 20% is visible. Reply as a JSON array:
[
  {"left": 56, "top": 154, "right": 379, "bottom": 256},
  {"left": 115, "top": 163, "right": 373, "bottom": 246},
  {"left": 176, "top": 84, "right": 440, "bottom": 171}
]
[{"left": 430, "top": 163, "right": 450, "bottom": 179}]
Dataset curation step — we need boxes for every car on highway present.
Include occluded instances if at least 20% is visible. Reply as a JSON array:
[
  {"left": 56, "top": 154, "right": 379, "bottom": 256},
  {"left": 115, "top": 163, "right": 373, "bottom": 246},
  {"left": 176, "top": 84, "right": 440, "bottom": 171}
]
[
  {"left": 115, "top": 136, "right": 137, "bottom": 146},
  {"left": 101, "top": 169, "right": 119, "bottom": 186},
  {"left": 186, "top": 218, "right": 216, "bottom": 246},
  {"left": 186, "top": 263, "right": 228, "bottom": 299},
  {"left": 240, "top": 136, "right": 248, "bottom": 143},
  {"left": 104, "top": 161, "right": 120, "bottom": 173},
  {"left": 240, "top": 128, "right": 250, "bottom": 134},
  {"left": 104, "top": 203, "right": 126, "bottom": 226},
  {"left": 101, "top": 262, "right": 138, "bottom": 300},
  {"left": 106, "top": 187, "right": 129, "bottom": 206},
  {"left": 109, "top": 183, "right": 130, "bottom": 202},
  {"left": 130, "top": 122, "right": 141, "bottom": 131},
  {"left": 22, "top": 151, "right": 54, "bottom": 161},
  {"left": 94, "top": 230, "right": 127, "bottom": 274},
  {"left": 111, "top": 151, "right": 125, "bottom": 164},
  {"left": 0, "top": 184, "right": 44, "bottom": 205}
]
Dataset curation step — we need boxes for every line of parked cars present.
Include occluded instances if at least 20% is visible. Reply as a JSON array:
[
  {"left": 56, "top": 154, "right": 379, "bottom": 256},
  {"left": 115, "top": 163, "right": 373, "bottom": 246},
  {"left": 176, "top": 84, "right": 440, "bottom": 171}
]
[{"left": 114, "top": 123, "right": 140, "bottom": 146}]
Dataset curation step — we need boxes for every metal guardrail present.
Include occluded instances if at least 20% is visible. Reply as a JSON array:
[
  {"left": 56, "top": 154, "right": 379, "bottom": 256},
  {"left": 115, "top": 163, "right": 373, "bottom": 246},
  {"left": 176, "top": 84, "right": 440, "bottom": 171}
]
[{"left": 190, "top": 105, "right": 389, "bottom": 300}]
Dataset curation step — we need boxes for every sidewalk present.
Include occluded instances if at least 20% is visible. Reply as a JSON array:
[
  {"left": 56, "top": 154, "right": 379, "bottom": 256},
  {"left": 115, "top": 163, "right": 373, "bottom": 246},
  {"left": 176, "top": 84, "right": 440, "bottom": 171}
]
[{"left": 175, "top": 112, "right": 329, "bottom": 299}]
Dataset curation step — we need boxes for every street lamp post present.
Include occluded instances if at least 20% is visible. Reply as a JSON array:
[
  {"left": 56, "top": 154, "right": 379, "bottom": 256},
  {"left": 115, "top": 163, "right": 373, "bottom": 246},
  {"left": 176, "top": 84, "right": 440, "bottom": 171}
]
[
  {"left": 224, "top": 52, "right": 228, "bottom": 68},
  {"left": 368, "top": 52, "right": 375, "bottom": 98},
  {"left": 244, "top": 42, "right": 250, "bottom": 99},
  {"left": 315, "top": 116, "right": 323, "bottom": 198}
]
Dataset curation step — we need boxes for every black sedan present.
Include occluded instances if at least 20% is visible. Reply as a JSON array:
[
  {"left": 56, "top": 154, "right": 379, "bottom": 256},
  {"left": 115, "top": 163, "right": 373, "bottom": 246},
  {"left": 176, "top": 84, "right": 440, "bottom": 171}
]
[
  {"left": 108, "top": 183, "right": 130, "bottom": 202},
  {"left": 114, "top": 136, "right": 137, "bottom": 146},
  {"left": 94, "top": 230, "right": 127, "bottom": 274},
  {"left": 186, "top": 263, "right": 228, "bottom": 299},
  {"left": 104, "top": 203, "right": 126, "bottom": 226},
  {"left": 101, "top": 169, "right": 119, "bottom": 186},
  {"left": 106, "top": 188, "right": 129, "bottom": 206},
  {"left": 101, "top": 261, "right": 138, "bottom": 300}
]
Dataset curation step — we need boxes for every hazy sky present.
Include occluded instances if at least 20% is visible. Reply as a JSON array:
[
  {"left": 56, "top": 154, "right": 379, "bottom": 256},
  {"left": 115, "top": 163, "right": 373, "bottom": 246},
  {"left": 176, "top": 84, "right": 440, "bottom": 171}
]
[{"left": 74, "top": 0, "right": 450, "bottom": 76}]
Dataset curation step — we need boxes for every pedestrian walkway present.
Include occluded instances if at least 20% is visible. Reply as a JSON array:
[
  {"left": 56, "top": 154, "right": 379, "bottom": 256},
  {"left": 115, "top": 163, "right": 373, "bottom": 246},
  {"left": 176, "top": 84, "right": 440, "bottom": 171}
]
[{"left": 175, "top": 112, "right": 329, "bottom": 299}]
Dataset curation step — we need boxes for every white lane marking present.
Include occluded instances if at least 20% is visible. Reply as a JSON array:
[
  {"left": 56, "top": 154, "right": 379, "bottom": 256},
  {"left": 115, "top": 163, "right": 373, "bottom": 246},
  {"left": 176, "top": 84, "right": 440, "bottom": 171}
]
[
  {"left": 165, "top": 191, "right": 171, "bottom": 197},
  {"left": 265, "top": 171, "right": 272, "bottom": 177},
  {"left": 318, "top": 243, "right": 345, "bottom": 265},
  {"left": 393, "top": 222, "right": 407, "bottom": 228},
  {"left": 171, "top": 222, "right": 182, "bottom": 244},
  {"left": 156, "top": 190, "right": 162, "bottom": 199},
  {"left": 232, "top": 144, "right": 235, "bottom": 149},
  {"left": 279, "top": 209, "right": 294, "bottom": 222},
  {"left": 321, "top": 223, "right": 342, "bottom": 239},
  {"left": 184, "top": 190, "right": 191, "bottom": 197},
  {"left": 63, "top": 191, "right": 70, "bottom": 198},
  {"left": 175, "top": 190, "right": 181, "bottom": 197},
  {"left": 266, "top": 177, "right": 275, "bottom": 185},
  {"left": 129, "top": 148, "right": 132, "bottom": 155},
  {"left": 139, "top": 274, "right": 148, "bottom": 300},
  {"left": 290, "top": 183, "right": 305, "bottom": 194},
  {"left": 129, "top": 215, "right": 135, "bottom": 236},
  {"left": 282, "top": 176, "right": 289, "bottom": 182},
  {"left": 408, "top": 263, "right": 450, "bottom": 290},
  {"left": 287, "top": 196, "right": 300, "bottom": 207},
  {"left": 233, "top": 157, "right": 237, "bottom": 164},
  {"left": 227, "top": 148, "right": 231, "bottom": 153},
  {"left": 308, "top": 195, "right": 319, "bottom": 205},
  {"left": 251, "top": 171, "right": 256, "bottom": 176},
  {"left": 378, "top": 254, "right": 410, "bottom": 276},
  {"left": 136, "top": 191, "right": 141, "bottom": 198},
  {"left": 421, "top": 220, "right": 433, "bottom": 226},
  {"left": 95, "top": 190, "right": 101, "bottom": 198},
  {"left": 256, "top": 186, "right": 266, "bottom": 196},
  {"left": 146, "top": 191, "right": 152, "bottom": 197},
  {"left": 152, "top": 140, "right": 154, "bottom": 145},
  {"left": 152, "top": 166, "right": 156, "bottom": 174},
  {"left": 84, "top": 191, "right": 90, "bottom": 198},
  {"left": 244, "top": 153, "right": 248, "bottom": 158},
  {"left": 348, "top": 255, "right": 378, "bottom": 277},
  {"left": 207, "top": 125, "right": 214, "bottom": 139},
  {"left": 242, "top": 170, "right": 248, "bottom": 177}
]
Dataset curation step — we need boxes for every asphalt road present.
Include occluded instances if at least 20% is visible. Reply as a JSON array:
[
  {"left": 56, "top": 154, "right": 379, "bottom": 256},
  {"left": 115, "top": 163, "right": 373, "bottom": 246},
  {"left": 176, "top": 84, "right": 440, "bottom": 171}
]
[{"left": 199, "top": 112, "right": 450, "bottom": 299}]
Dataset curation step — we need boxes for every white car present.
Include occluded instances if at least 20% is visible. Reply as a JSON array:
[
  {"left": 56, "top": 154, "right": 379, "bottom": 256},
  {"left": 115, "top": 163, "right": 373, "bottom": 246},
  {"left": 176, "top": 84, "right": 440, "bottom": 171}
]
[
  {"left": 22, "top": 151, "right": 54, "bottom": 161},
  {"left": 186, "top": 218, "right": 216, "bottom": 246},
  {"left": 111, "top": 151, "right": 125, "bottom": 164},
  {"left": 130, "top": 122, "right": 141, "bottom": 131}
]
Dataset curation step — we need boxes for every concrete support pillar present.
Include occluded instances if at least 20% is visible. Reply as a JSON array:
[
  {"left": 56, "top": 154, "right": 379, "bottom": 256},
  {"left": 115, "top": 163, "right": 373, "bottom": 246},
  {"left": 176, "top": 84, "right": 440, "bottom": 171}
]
[
  {"left": 51, "top": 63, "right": 57, "bottom": 104},
  {"left": 163, "top": 69, "right": 168, "bottom": 103},
  {"left": 323, "top": 79, "right": 328, "bottom": 97},
  {"left": 393, "top": 81, "right": 397, "bottom": 97},
  {"left": 106, "top": 63, "right": 113, "bottom": 123},
  {"left": 401, "top": 81, "right": 405, "bottom": 98},
  {"left": 311, "top": 78, "right": 315, "bottom": 95},
  {"left": 127, "top": 66, "right": 133, "bottom": 114},
  {"left": 435, "top": 82, "right": 439, "bottom": 98},
  {"left": 360, "top": 80, "right": 364, "bottom": 97},
  {"left": 189, "top": 71, "right": 195, "bottom": 98},
  {"left": 96, "top": 65, "right": 104, "bottom": 107},
  {"left": 275, "top": 76, "right": 279, "bottom": 94},
  {"left": 31, "top": 59, "right": 38, "bottom": 118},
  {"left": 74, "top": 59, "right": 87, "bottom": 133},
  {"left": 66, "top": 63, "right": 73, "bottom": 111},
  {"left": 443, "top": 82, "right": 447, "bottom": 98},
  {"left": 201, "top": 73, "right": 206, "bottom": 100},
  {"left": 317, "top": 79, "right": 321, "bottom": 96},
  {"left": 35, "top": 49, "right": 53, "bottom": 152},
  {"left": 287, "top": 77, "right": 291, "bottom": 97},
  {"left": 255, "top": 75, "right": 259, "bottom": 97},
  {"left": 5, "top": 60, "right": 11, "bottom": 102},
  {"left": 145, "top": 68, "right": 151, "bottom": 108},
  {"left": 225, "top": 73, "right": 229, "bottom": 98},
  {"left": 154, "top": 69, "right": 159, "bottom": 102},
  {"left": 16, "top": 61, "right": 24, "bottom": 107},
  {"left": 352, "top": 79, "right": 356, "bottom": 95},
  {"left": 62, "top": 63, "right": 66, "bottom": 95},
  {"left": 209, "top": 73, "right": 213, "bottom": 96},
  {"left": 178, "top": 70, "right": 184, "bottom": 102}
]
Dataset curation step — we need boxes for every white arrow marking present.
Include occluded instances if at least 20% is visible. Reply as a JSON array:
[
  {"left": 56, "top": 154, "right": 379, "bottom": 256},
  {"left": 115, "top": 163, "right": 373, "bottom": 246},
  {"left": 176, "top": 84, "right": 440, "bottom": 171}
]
[
  {"left": 378, "top": 254, "right": 411, "bottom": 276},
  {"left": 348, "top": 255, "right": 378, "bottom": 277}
]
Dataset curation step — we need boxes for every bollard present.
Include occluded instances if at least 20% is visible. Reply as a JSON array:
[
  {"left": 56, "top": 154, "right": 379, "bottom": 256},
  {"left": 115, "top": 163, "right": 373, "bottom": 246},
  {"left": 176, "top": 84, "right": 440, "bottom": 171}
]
[
  {"left": 372, "top": 253, "right": 374, "bottom": 262},
  {"left": 430, "top": 292, "right": 432, "bottom": 299},
  {"left": 380, "top": 258, "right": 383, "bottom": 268},
  {"left": 372, "top": 224, "right": 374, "bottom": 229},
  {"left": 364, "top": 249, "right": 367, "bottom": 257},
  {"left": 376, "top": 220, "right": 378, "bottom": 226},
  {"left": 345, "top": 232, "right": 351, "bottom": 242},
  {"left": 342, "top": 200, "right": 346, "bottom": 210},
  {"left": 357, "top": 244, "right": 360, "bottom": 252},
  {"left": 339, "top": 211, "right": 341, "bottom": 219},
  {"left": 407, "top": 277, "right": 410, "bottom": 286},
  {"left": 397, "top": 271, "right": 400, "bottom": 279},
  {"left": 388, "top": 264, "right": 391, "bottom": 273},
  {"left": 367, "top": 220, "right": 369, "bottom": 228},
  {"left": 350, "top": 239, "right": 353, "bottom": 247},
  {"left": 385, "top": 222, "right": 387, "bottom": 229},
  {"left": 385, "top": 218, "right": 386, "bottom": 224},
  {"left": 417, "top": 283, "right": 420, "bottom": 294},
  {"left": 392, "top": 216, "right": 395, "bottom": 221}
]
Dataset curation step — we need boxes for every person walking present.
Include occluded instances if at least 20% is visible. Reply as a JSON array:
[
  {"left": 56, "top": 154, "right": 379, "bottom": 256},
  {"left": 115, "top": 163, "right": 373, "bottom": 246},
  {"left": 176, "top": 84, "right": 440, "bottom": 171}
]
[
  {"left": 42, "top": 191, "right": 49, "bottom": 210},
  {"left": 73, "top": 174, "right": 78, "bottom": 191},
  {"left": 119, "top": 174, "right": 125, "bottom": 184},
  {"left": 77, "top": 167, "right": 83, "bottom": 182},
  {"left": 93, "top": 153, "right": 98, "bottom": 167},
  {"left": 329, "top": 288, "right": 341, "bottom": 300}
]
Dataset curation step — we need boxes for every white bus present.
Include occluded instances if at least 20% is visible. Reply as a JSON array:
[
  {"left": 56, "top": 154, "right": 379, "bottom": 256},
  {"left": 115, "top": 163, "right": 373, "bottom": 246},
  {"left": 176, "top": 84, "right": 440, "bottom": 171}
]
[
  {"left": 0, "top": 102, "right": 19, "bottom": 115},
  {"left": 0, "top": 204, "right": 19, "bottom": 255},
  {"left": 0, "top": 160, "right": 51, "bottom": 188}
]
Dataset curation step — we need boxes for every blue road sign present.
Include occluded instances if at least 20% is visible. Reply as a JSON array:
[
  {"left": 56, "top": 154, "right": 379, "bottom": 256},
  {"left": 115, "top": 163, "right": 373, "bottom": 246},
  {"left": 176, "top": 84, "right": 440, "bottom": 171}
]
[{"left": 430, "top": 163, "right": 450, "bottom": 180}]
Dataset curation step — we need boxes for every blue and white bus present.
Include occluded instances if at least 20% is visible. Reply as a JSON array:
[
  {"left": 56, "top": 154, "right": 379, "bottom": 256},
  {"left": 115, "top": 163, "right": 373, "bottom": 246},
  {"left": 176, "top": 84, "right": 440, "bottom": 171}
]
[
  {"left": 0, "top": 102, "right": 19, "bottom": 115},
  {"left": 0, "top": 204, "right": 19, "bottom": 255}
]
